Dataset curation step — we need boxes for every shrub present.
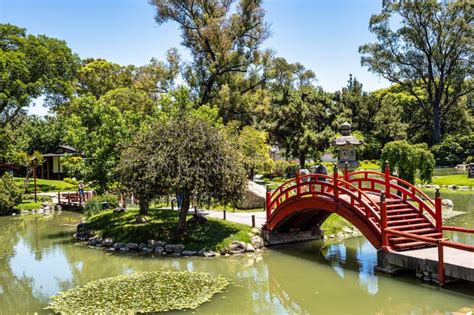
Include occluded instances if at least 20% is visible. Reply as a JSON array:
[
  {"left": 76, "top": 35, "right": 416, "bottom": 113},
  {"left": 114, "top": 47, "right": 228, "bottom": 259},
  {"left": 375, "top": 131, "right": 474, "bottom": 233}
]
[
  {"left": 0, "top": 174, "right": 23, "bottom": 215},
  {"left": 83, "top": 193, "right": 119, "bottom": 217},
  {"left": 431, "top": 133, "right": 474, "bottom": 166},
  {"left": 63, "top": 177, "right": 79, "bottom": 185},
  {"left": 285, "top": 163, "right": 299, "bottom": 178},
  {"left": 273, "top": 160, "right": 290, "bottom": 177}
]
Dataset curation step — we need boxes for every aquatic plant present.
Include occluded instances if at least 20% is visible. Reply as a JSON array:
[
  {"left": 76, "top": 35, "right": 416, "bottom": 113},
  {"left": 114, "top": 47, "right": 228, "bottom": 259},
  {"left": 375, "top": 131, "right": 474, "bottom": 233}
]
[{"left": 47, "top": 271, "right": 228, "bottom": 313}]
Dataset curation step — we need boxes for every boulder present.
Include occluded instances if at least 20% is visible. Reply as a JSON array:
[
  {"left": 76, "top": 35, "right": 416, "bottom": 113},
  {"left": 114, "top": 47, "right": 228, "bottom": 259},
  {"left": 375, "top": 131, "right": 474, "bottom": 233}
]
[
  {"left": 42, "top": 201, "right": 49, "bottom": 207},
  {"left": 87, "top": 236, "right": 102, "bottom": 246},
  {"left": 147, "top": 239, "right": 156, "bottom": 247},
  {"left": 251, "top": 227, "right": 261, "bottom": 235},
  {"left": 126, "top": 242, "right": 138, "bottom": 250},
  {"left": 138, "top": 243, "right": 146, "bottom": 250},
  {"left": 342, "top": 227, "right": 353, "bottom": 234},
  {"left": 154, "top": 245, "right": 164, "bottom": 254},
  {"left": 119, "top": 246, "right": 130, "bottom": 252},
  {"left": 251, "top": 236, "right": 264, "bottom": 249},
  {"left": 173, "top": 244, "right": 185, "bottom": 253},
  {"left": 102, "top": 238, "right": 114, "bottom": 247},
  {"left": 228, "top": 241, "right": 246, "bottom": 254},
  {"left": 135, "top": 215, "right": 147, "bottom": 224},
  {"left": 245, "top": 243, "right": 255, "bottom": 252},
  {"left": 164, "top": 244, "right": 174, "bottom": 253},
  {"left": 236, "top": 180, "right": 266, "bottom": 210},
  {"left": 187, "top": 214, "right": 208, "bottom": 226},
  {"left": 336, "top": 232, "right": 345, "bottom": 240},
  {"left": 113, "top": 242, "right": 125, "bottom": 250},
  {"left": 203, "top": 251, "right": 217, "bottom": 257},
  {"left": 182, "top": 250, "right": 197, "bottom": 256},
  {"left": 442, "top": 199, "right": 454, "bottom": 210},
  {"left": 113, "top": 207, "right": 126, "bottom": 213},
  {"left": 143, "top": 247, "right": 154, "bottom": 253}
]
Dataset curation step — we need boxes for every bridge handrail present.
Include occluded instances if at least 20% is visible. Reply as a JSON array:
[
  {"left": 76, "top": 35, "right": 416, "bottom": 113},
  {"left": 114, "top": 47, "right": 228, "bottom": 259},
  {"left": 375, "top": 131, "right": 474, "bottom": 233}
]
[
  {"left": 268, "top": 174, "right": 382, "bottom": 225},
  {"left": 349, "top": 170, "right": 435, "bottom": 207}
]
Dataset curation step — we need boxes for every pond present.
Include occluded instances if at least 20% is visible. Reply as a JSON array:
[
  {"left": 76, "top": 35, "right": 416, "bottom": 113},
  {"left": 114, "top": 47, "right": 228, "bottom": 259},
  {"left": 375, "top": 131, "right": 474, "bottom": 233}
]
[{"left": 0, "top": 192, "right": 473, "bottom": 314}]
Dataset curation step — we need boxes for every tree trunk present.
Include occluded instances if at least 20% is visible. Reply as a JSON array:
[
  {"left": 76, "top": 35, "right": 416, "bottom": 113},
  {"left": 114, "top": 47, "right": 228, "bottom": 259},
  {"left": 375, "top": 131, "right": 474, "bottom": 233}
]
[
  {"left": 432, "top": 103, "right": 442, "bottom": 145},
  {"left": 177, "top": 194, "right": 191, "bottom": 234},
  {"left": 299, "top": 152, "right": 306, "bottom": 169},
  {"left": 139, "top": 198, "right": 149, "bottom": 216}
]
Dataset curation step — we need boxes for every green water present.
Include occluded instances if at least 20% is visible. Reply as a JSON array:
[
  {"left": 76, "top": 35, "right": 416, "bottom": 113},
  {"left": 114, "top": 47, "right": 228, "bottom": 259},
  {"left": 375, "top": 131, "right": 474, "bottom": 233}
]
[{"left": 1, "top": 193, "right": 473, "bottom": 314}]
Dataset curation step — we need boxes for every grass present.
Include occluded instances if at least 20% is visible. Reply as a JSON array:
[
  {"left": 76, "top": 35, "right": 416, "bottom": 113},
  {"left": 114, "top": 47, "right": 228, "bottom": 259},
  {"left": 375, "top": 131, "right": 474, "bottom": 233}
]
[
  {"left": 15, "top": 201, "right": 42, "bottom": 211},
  {"left": 48, "top": 271, "right": 228, "bottom": 314},
  {"left": 321, "top": 214, "right": 353, "bottom": 236},
  {"left": 429, "top": 174, "right": 474, "bottom": 187},
  {"left": 13, "top": 177, "right": 77, "bottom": 192},
  {"left": 86, "top": 208, "right": 252, "bottom": 251}
]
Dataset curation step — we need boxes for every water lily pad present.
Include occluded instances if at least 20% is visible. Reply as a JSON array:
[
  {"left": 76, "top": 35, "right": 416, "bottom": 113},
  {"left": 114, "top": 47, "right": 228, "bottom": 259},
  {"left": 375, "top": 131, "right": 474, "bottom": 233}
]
[{"left": 47, "top": 271, "right": 228, "bottom": 314}]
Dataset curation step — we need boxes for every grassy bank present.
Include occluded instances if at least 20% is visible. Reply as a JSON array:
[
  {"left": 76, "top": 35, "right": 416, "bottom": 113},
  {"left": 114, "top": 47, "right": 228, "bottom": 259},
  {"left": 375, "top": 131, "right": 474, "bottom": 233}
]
[
  {"left": 85, "top": 209, "right": 252, "bottom": 251},
  {"left": 429, "top": 174, "right": 474, "bottom": 187},
  {"left": 321, "top": 214, "right": 353, "bottom": 236},
  {"left": 13, "top": 177, "right": 77, "bottom": 192}
]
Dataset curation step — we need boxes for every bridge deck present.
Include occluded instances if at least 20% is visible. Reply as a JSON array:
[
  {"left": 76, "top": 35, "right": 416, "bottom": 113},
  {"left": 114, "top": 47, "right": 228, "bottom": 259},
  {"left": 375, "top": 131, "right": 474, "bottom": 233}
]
[{"left": 378, "top": 247, "right": 474, "bottom": 283}]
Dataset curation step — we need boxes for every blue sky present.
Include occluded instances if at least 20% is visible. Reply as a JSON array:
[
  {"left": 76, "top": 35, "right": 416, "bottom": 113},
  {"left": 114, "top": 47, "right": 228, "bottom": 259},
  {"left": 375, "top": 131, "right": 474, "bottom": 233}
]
[{"left": 1, "top": 0, "right": 390, "bottom": 115}]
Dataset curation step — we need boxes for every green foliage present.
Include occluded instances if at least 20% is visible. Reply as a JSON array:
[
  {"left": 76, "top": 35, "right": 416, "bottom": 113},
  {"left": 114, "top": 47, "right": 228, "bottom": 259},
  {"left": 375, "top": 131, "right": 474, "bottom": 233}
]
[
  {"left": 0, "top": 174, "right": 23, "bottom": 215},
  {"left": 272, "top": 160, "right": 291, "bottom": 177},
  {"left": 360, "top": 0, "right": 473, "bottom": 144},
  {"left": 0, "top": 24, "right": 79, "bottom": 127},
  {"left": 86, "top": 209, "right": 251, "bottom": 250},
  {"left": 431, "top": 134, "right": 474, "bottom": 166},
  {"left": 429, "top": 174, "right": 474, "bottom": 187},
  {"left": 47, "top": 271, "right": 228, "bottom": 314},
  {"left": 118, "top": 115, "right": 247, "bottom": 231},
  {"left": 60, "top": 156, "right": 86, "bottom": 180},
  {"left": 381, "top": 140, "right": 435, "bottom": 184},
  {"left": 83, "top": 194, "right": 119, "bottom": 217},
  {"left": 13, "top": 177, "right": 76, "bottom": 192}
]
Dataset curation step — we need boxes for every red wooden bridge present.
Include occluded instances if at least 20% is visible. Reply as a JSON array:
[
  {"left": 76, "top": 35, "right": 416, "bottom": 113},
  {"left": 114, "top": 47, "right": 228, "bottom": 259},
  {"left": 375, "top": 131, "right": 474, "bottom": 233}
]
[{"left": 262, "top": 163, "right": 474, "bottom": 285}]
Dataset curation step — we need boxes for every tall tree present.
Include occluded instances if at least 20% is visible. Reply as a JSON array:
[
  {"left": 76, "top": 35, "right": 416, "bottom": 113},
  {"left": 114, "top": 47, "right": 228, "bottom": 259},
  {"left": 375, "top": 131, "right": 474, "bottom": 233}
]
[
  {"left": 149, "top": 0, "right": 271, "bottom": 122},
  {"left": 359, "top": 0, "right": 473, "bottom": 144},
  {"left": 0, "top": 24, "right": 79, "bottom": 126}
]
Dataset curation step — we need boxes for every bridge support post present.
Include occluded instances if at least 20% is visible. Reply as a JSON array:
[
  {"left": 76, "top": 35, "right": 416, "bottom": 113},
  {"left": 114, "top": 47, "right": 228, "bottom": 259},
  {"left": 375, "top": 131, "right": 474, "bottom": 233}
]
[
  {"left": 295, "top": 171, "right": 301, "bottom": 196},
  {"left": 265, "top": 190, "right": 271, "bottom": 221},
  {"left": 384, "top": 161, "right": 391, "bottom": 198},
  {"left": 437, "top": 242, "right": 445, "bottom": 286},
  {"left": 435, "top": 189, "right": 442, "bottom": 233},
  {"left": 380, "top": 192, "right": 389, "bottom": 250},
  {"left": 333, "top": 164, "right": 339, "bottom": 200}
]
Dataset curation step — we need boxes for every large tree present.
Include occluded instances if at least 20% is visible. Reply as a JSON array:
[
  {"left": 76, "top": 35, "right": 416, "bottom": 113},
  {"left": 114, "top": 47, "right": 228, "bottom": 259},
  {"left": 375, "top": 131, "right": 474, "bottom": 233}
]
[
  {"left": 149, "top": 0, "right": 271, "bottom": 122},
  {"left": 118, "top": 115, "right": 247, "bottom": 233},
  {"left": 0, "top": 24, "right": 79, "bottom": 126},
  {"left": 359, "top": 0, "right": 473, "bottom": 145}
]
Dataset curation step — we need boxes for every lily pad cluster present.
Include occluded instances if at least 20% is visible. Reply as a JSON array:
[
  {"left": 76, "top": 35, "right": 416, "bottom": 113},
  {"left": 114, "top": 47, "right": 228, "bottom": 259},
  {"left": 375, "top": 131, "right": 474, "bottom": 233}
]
[{"left": 47, "top": 271, "right": 228, "bottom": 314}]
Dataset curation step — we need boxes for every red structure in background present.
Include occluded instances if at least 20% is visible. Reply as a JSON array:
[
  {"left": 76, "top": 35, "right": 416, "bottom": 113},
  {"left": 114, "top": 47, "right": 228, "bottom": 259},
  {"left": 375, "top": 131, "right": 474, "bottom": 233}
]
[{"left": 263, "top": 162, "right": 474, "bottom": 285}]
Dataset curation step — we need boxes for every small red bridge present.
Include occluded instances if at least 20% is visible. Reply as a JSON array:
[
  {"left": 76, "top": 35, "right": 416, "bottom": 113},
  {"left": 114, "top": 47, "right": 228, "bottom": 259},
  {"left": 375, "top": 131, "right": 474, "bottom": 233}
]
[{"left": 262, "top": 163, "right": 474, "bottom": 285}]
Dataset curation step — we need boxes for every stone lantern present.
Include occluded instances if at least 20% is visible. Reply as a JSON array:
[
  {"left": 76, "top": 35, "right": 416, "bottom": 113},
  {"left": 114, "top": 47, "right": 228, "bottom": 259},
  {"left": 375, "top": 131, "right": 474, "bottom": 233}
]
[{"left": 333, "top": 122, "right": 362, "bottom": 170}]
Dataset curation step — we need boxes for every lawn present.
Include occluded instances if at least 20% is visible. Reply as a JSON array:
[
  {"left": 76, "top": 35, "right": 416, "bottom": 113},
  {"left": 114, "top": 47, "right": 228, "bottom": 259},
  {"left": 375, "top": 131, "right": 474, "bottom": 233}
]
[
  {"left": 86, "top": 209, "right": 252, "bottom": 251},
  {"left": 430, "top": 174, "right": 474, "bottom": 187},
  {"left": 321, "top": 214, "right": 353, "bottom": 236},
  {"left": 13, "top": 177, "right": 77, "bottom": 192}
]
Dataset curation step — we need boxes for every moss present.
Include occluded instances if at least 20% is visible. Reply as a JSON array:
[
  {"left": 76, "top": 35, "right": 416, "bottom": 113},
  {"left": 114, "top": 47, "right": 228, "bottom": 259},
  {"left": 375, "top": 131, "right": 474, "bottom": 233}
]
[
  {"left": 47, "top": 271, "right": 228, "bottom": 314},
  {"left": 86, "top": 208, "right": 252, "bottom": 251}
]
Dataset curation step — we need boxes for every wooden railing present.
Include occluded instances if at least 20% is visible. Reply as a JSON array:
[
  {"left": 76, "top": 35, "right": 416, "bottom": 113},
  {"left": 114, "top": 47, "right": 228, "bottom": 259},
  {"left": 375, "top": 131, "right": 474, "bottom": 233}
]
[{"left": 57, "top": 191, "right": 93, "bottom": 205}]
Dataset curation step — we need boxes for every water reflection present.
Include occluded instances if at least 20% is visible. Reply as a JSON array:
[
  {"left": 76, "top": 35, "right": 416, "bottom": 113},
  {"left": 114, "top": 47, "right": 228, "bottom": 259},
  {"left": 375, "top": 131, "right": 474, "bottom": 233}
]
[{"left": 0, "top": 211, "right": 473, "bottom": 314}]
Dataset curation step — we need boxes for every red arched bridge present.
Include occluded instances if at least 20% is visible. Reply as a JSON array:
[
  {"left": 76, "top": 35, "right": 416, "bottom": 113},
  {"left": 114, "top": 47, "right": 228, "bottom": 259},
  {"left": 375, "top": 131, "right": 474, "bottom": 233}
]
[{"left": 262, "top": 163, "right": 474, "bottom": 285}]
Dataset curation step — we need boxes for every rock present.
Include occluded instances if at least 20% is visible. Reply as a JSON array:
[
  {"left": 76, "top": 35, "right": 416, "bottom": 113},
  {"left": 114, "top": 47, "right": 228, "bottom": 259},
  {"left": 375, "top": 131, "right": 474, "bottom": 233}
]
[
  {"left": 147, "top": 239, "right": 156, "bottom": 247},
  {"left": 113, "top": 242, "right": 125, "bottom": 250},
  {"left": 154, "top": 245, "right": 164, "bottom": 254},
  {"left": 171, "top": 252, "right": 181, "bottom": 257},
  {"left": 156, "top": 240, "right": 167, "bottom": 246},
  {"left": 342, "top": 227, "right": 353, "bottom": 234},
  {"left": 165, "top": 244, "right": 174, "bottom": 253},
  {"left": 119, "top": 246, "right": 130, "bottom": 252},
  {"left": 87, "top": 236, "right": 102, "bottom": 246},
  {"left": 236, "top": 180, "right": 266, "bottom": 210},
  {"left": 113, "top": 207, "right": 126, "bottom": 213},
  {"left": 75, "top": 228, "right": 96, "bottom": 241},
  {"left": 42, "top": 201, "right": 49, "bottom": 207},
  {"left": 182, "top": 250, "right": 197, "bottom": 256},
  {"left": 228, "top": 241, "right": 246, "bottom": 254},
  {"left": 442, "top": 199, "right": 454, "bottom": 209},
  {"left": 251, "top": 227, "right": 261, "bottom": 235},
  {"left": 173, "top": 244, "right": 185, "bottom": 253},
  {"left": 102, "top": 238, "right": 114, "bottom": 247},
  {"left": 329, "top": 234, "right": 335, "bottom": 239},
  {"left": 138, "top": 243, "right": 146, "bottom": 250},
  {"left": 143, "top": 247, "right": 154, "bottom": 253},
  {"left": 197, "top": 249, "right": 205, "bottom": 256},
  {"left": 203, "top": 251, "right": 216, "bottom": 257},
  {"left": 251, "top": 236, "right": 264, "bottom": 249},
  {"left": 43, "top": 206, "right": 51, "bottom": 211},
  {"left": 126, "top": 242, "right": 138, "bottom": 250},
  {"left": 245, "top": 243, "right": 255, "bottom": 252},
  {"left": 336, "top": 232, "right": 345, "bottom": 240},
  {"left": 135, "top": 215, "right": 147, "bottom": 224}
]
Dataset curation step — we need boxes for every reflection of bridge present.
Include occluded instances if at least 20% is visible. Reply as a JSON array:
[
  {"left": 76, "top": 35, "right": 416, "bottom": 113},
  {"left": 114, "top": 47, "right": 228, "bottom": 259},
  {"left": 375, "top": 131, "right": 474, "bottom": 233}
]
[{"left": 262, "top": 163, "right": 474, "bottom": 285}]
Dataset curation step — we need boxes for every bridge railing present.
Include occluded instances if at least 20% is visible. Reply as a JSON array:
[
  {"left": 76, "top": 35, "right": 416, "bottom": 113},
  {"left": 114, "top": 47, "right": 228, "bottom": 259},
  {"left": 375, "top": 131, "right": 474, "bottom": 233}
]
[
  {"left": 347, "top": 163, "right": 442, "bottom": 232},
  {"left": 266, "top": 170, "right": 382, "bottom": 233}
]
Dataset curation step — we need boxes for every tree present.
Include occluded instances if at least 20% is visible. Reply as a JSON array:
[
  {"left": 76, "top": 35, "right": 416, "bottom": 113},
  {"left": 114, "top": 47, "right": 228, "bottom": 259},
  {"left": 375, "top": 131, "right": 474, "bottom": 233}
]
[
  {"left": 268, "top": 86, "right": 335, "bottom": 168},
  {"left": 0, "top": 24, "right": 80, "bottom": 126},
  {"left": 234, "top": 125, "right": 272, "bottom": 179},
  {"left": 0, "top": 174, "right": 23, "bottom": 215},
  {"left": 381, "top": 140, "right": 435, "bottom": 184},
  {"left": 118, "top": 115, "right": 247, "bottom": 232},
  {"left": 360, "top": 1, "right": 473, "bottom": 145},
  {"left": 149, "top": 0, "right": 271, "bottom": 122}
]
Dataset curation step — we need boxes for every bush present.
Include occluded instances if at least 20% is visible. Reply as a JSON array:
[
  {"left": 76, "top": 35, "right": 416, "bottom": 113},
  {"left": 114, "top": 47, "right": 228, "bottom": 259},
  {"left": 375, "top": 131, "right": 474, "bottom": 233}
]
[
  {"left": 0, "top": 174, "right": 23, "bottom": 215},
  {"left": 63, "top": 177, "right": 79, "bottom": 185},
  {"left": 431, "top": 133, "right": 474, "bottom": 166},
  {"left": 272, "top": 160, "right": 290, "bottom": 177},
  {"left": 285, "top": 163, "right": 299, "bottom": 178},
  {"left": 83, "top": 193, "right": 119, "bottom": 217}
]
